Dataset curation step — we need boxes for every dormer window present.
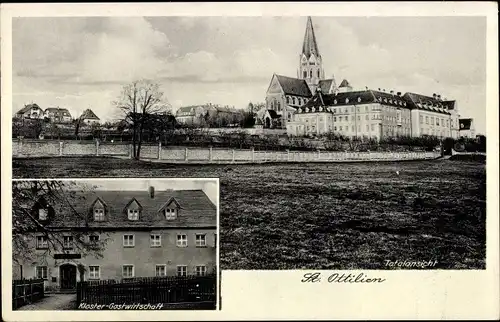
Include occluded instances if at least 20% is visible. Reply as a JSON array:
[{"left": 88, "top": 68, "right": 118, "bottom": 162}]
[
  {"left": 128, "top": 209, "right": 139, "bottom": 221},
  {"left": 165, "top": 208, "right": 177, "bottom": 220},
  {"left": 94, "top": 208, "right": 104, "bottom": 221}
]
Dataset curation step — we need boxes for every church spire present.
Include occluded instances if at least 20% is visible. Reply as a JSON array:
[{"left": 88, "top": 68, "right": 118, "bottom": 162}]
[
  {"left": 299, "top": 16, "right": 324, "bottom": 93},
  {"left": 302, "top": 16, "right": 320, "bottom": 58}
]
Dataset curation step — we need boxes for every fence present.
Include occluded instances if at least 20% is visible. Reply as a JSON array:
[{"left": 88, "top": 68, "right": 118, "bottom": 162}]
[
  {"left": 76, "top": 274, "right": 216, "bottom": 306},
  {"left": 12, "top": 139, "right": 442, "bottom": 163},
  {"left": 12, "top": 279, "right": 45, "bottom": 310}
]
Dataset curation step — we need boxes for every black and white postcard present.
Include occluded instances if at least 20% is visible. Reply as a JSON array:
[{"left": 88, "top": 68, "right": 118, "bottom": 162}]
[{"left": 1, "top": 2, "right": 498, "bottom": 321}]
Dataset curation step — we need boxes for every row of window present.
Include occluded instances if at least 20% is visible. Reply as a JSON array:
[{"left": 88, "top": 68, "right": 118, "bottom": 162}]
[
  {"left": 286, "top": 96, "right": 309, "bottom": 107},
  {"left": 420, "top": 115, "right": 451, "bottom": 128},
  {"left": 36, "top": 233, "right": 214, "bottom": 249},
  {"left": 35, "top": 264, "right": 209, "bottom": 280}
]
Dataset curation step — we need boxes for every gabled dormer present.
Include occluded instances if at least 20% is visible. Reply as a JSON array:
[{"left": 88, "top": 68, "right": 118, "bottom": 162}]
[
  {"left": 158, "top": 197, "right": 181, "bottom": 220},
  {"left": 124, "top": 198, "right": 142, "bottom": 221},
  {"left": 90, "top": 197, "right": 107, "bottom": 222}
]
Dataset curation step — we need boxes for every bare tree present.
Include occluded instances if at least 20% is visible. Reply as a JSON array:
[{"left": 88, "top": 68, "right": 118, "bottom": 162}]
[{"left": 113, "top": 79, "right": 169, "bottom": 159}]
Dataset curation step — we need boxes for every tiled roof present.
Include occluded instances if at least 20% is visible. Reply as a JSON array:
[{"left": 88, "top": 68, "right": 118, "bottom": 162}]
[
  {"left": 16, "top": 104, "right": 41, "bottom": 114},
  {"left": 44, "top": 190, "right": 216, "bottom": 229},
  {"left": 302, "top": 16, "right": 320, "bottom": 59},
  {"left": 45, "top": 107, "right": 72, "bottom": 116},
  {"left": 176, "top": 106, "right": 196, "bottom": 114},
  {"left": 297, "top": 89, "right": 452, "bottom": 115},
  {"left": 275, "top": 75, "right": 312, "bottom": 97},
  {"left": 403, "top": 92, "right": 452, "bottom": 115},
  {"left": 80, "top": 109, "right": 100, "bottom": 120}
]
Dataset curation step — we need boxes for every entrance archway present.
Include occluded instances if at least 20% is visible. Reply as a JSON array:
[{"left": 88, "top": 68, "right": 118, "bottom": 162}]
[
  {"left": 59, "top": 264, "right": 77, "bottom": 290},
  {"left": 265, "top": 117, "right": 271, "bottom": 129}
]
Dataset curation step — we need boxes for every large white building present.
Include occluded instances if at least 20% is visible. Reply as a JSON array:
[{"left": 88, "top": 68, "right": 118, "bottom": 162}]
[{"left": 263, "top": 17, "right": 462, "bottom": 139}]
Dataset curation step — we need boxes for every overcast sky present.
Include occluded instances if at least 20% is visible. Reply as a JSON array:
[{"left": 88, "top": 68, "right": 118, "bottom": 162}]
[
  {"left": 12, "top": 16, "right": 486, "bottom": 134},
  {"left": 73, "top": 179, "right": 218, "bottom": 205}
]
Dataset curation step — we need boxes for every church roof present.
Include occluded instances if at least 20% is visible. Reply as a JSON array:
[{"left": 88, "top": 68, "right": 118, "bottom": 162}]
[
  {"left": 339, "top": 79, "right": 351, "bottom": 88},
  {"left": 275, "top": 75, "right": 312, "bottom": 97},
  {"left": 302, "top": 16, "right": 320, "bottom": 59}
]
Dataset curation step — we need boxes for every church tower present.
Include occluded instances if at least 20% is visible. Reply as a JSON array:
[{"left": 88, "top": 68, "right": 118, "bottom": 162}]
[{"left": 298, "top": 16, "right": 325, "bottom": 93}]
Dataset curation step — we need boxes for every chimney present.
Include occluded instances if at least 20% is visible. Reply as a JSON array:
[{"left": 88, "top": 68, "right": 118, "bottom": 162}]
[{"left": 148, "top": 186, "right": 155, "bottom": 199}]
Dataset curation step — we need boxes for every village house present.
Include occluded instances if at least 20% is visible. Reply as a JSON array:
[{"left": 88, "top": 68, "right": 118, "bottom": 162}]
[
  {"left": 15, "top": 103, "right": 45, "bottom": 119},
  {"left": 79, "top": 109, "right": 101, "bottom": 125},
  {"left": 44, "top": 107, "right": 72, "bottom": 123},
  {"left": 12, "top": 186, "right": 217, "bottom": 292}
]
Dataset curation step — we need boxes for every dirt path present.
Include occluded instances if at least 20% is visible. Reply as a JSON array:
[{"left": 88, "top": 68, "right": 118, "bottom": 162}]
[{"left": 18, "top": 293, "right": 76, "bottom": 310}]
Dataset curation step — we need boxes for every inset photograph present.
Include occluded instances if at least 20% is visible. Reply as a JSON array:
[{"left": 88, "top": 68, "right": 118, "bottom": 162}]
[{"left": 11, "top": 178, "right": 218, "bottom": 311}]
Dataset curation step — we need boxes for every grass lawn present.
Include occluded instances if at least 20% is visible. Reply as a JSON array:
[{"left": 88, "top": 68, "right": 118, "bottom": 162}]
[{"left": 13, "top": 156, "right": 486, "bottom": 269}]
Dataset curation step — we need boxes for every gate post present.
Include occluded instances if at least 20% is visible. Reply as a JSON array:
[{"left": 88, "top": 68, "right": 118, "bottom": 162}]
[
  {"left": 59, "top": 141, "right": 63, "bottom": 156},
  {"left": 158, "top": 141, "right": 162, "bottom": 160}
]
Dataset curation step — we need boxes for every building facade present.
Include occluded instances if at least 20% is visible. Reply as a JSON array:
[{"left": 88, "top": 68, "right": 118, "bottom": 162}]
[
  {"left": 264, "top": 16, "right": 463, "bottom": 139},
  {"left": 13, "top": 187, "right": 217, "bottom": 291}
]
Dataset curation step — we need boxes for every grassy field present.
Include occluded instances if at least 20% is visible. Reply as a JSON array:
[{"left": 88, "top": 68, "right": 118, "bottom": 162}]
[{"left": 13, "top": 157, "right": 486, "bottom": 269}]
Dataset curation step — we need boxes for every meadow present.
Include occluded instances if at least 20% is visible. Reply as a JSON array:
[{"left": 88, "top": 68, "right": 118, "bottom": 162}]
[{"left": 13, "top": 157, "right": 486, "bottom": 269}]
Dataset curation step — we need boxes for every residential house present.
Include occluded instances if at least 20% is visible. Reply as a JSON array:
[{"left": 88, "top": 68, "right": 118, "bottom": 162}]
[
  {"left": 44, "top": 107, "right": 72, "bottom": 123},
  {"left": 80, "top": 109, "right": 101, "bottom": 125},
  {"left": 15, "top": 104, "right": 45, "bottom": 119},
  {"left": 12, "top": 186, "right": 217, "bottom": 291}
]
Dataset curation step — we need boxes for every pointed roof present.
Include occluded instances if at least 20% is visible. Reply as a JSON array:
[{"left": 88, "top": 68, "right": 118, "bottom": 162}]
[
  {"left": 16, "top": 104, "right": 42, "bottom": 114},
  {"left": 302, "top": 16, "right": 320, "bottom": 59},
  {"left": 339, "top": 79, "right": 351, "bottom": 88},
  {"left": 80, "top": 109, "right": 100, "bottom": 120},
  {"left": 275, "top": 74, "right": 312, "bottom": 97}
]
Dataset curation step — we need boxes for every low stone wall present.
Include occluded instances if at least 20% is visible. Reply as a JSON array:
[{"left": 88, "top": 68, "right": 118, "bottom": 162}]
[{"left": 12, "top": 139, "right": 441, "bottom": 163}]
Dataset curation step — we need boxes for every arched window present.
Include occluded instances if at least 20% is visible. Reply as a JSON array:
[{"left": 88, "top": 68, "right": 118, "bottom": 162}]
[
  {"left": 317, "top": 69, "right": 320, "bottom": 77},
  {"left": 298, "top": 98, "right": 302, "bottom": 106},
  {"left": 277, "top": 101, "right": 281, "bottom": 111},
  {"left": 303, "top": 71, "right": 307, "bottom": 78},
  {"left": 309, "top": 70, "right": 313, "bottom": 78},
  {"left": 292, "top": 97, "right": 296, "bottom": 105},
  {"left": 286, "top": 96, "right": 290, "bottom": 104}
]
